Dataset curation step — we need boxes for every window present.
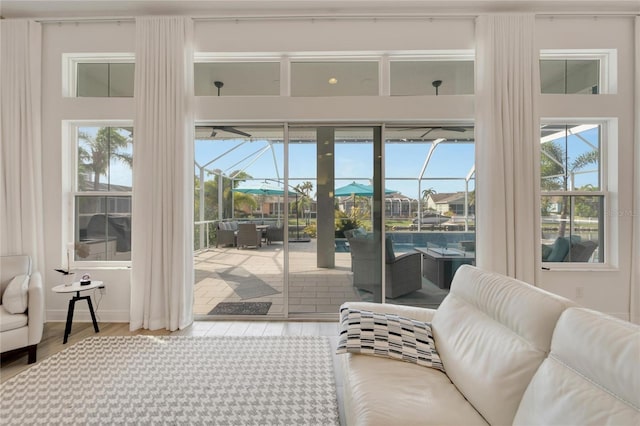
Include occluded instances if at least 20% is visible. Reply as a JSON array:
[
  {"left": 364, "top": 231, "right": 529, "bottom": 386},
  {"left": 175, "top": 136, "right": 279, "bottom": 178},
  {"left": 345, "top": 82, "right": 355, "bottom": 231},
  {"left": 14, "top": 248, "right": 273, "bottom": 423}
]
[
  {"left": 73, "top": 125, "right": 133, "bottom": 262},
  {"left": 540, "top": 50, "right": 616, "bottom": 95},
  {"left": 390, "top": 60, "right": 474, "bottom": 95},
  {"left": 63, "top": 54, "right": 135, "bottom": 97},
  {"left": 194, "top": 62, "right": 280, "bottom": 96},
  {"left": 540, "top": 59, "right": 599, "bottom": 94},
  {"left": 290, "top": 61, "right": 379, "bottom": 96},
  {"left": 540, "top": 123, "right": 604, "bottom": 263}
]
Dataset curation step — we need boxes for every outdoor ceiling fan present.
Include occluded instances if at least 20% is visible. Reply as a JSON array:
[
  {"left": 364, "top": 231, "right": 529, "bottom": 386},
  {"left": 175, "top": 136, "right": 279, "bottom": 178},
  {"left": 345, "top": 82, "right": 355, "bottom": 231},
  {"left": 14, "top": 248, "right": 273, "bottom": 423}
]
[
  {"left": 397, "top": 126, "right": 471, "bottom": 139},
  {"left": 196, "top": 126, "right": 252, "bottom": 138}
]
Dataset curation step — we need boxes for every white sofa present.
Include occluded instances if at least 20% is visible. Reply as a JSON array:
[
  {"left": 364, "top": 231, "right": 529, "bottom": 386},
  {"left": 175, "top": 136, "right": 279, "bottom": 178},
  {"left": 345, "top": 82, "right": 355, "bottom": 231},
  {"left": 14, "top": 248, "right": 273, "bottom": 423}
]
[
  {"left": 341, "top": 265, "right": 639, "bottom": 425},
  {"left": 0, "top": 255, "right": 44, "bottom": 363}
]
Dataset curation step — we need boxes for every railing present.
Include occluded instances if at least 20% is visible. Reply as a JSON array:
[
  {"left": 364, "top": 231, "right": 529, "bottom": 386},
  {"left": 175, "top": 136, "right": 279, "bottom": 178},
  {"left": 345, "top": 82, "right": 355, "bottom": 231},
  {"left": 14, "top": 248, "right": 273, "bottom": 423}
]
[{"left": 194, "top": 220, "right": 218, "bottom": 252}]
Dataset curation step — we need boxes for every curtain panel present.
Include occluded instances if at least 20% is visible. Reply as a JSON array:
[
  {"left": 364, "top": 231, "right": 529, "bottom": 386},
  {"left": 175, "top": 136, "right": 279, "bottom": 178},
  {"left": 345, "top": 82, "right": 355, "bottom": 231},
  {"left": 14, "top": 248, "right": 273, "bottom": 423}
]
[
  {"left": 474, "top": 14, "right": 539, "bottom": 283},
  {"left": 131, "top": 16, "right": 195, "bottom": 331},
  {"left": 0, "top": 20, "right": 45, "bottom": 273},
  {"left": 631, "top": 16, "right": 640, "bottom": 325}
]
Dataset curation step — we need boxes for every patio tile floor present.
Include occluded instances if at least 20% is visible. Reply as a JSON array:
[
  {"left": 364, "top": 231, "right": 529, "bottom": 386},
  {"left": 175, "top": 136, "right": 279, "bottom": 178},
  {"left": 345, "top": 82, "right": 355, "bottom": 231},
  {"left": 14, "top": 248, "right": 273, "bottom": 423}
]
[{"left": 194, "top": 238, "right": 448, "bottom": 318}]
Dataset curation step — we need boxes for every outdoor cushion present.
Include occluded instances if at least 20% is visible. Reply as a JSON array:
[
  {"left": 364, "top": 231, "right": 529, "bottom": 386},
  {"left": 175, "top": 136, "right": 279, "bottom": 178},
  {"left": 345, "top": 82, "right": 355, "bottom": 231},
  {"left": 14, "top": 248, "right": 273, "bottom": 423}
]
[
  {"left": 385, "top": 237, "right": 395, "bottom": 262},
  {"left": 2, "top": 274, "right": 29, "bottom": 314},
  {"left": 545, "top": 237, "right": 570, "bottom": 262}
]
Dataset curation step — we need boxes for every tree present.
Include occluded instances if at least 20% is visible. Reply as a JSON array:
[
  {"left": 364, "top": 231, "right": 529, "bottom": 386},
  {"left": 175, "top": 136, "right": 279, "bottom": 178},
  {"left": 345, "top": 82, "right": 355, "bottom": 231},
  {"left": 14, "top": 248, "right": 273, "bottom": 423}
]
[
  {"left": 421, "top": 187, "right": 437, "bottom": 202},
  {"left": 78, "top": 127, "right": 132, "bottom": 191},
  {"left": 541, "top": 141, "right": 598, "bottom": 236},
  {"left": 294, "top": 181, "right": 314, "bottom": 224}
]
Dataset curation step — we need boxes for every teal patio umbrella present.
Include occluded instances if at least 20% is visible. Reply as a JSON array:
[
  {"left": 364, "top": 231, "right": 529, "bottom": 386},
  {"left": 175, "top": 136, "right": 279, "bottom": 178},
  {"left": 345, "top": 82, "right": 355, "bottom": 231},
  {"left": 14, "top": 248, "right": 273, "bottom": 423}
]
[
  {"left": 232, "top": 182, "right": 297, "bottom": 196},
  {"left": 233, "top": 182, "right": 297, "bottom": 222},
  {"left": 335, "top": 182, "right": 396, "bottom": 224},
  {"left": 334, "top": 181, "right": 395, "bottom": 197}
]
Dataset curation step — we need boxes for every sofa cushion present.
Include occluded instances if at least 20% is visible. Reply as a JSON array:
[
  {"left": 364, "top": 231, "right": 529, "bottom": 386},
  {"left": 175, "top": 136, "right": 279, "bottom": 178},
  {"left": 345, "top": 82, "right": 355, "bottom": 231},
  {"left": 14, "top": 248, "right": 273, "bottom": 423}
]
[
  {"left": 431, "top": 265, "right": 576, "bottom": 426},
  {"left": 2, "top": 275, "right": 29, "bottom": 314},
  {"left": 1, "top": 255, "right": 31, "bottom": 296},
  {"left": 513, "top": 307, "right": 640, "bottom": 425},
  {"left": 0, "top": 305, "right": 28, "bottom": 332},
  {"left": 343, "top": 353, "right": 488, "bottom": 426},
  {"left": 337, "top": 306, "right": 444, "bottom": 371}
]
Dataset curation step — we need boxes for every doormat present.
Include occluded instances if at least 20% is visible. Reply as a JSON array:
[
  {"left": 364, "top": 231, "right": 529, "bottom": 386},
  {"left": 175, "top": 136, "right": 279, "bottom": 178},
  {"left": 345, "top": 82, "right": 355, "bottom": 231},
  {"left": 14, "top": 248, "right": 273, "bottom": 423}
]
[{"left": 208, "top": 302, "right": 272, "bottom": 315}]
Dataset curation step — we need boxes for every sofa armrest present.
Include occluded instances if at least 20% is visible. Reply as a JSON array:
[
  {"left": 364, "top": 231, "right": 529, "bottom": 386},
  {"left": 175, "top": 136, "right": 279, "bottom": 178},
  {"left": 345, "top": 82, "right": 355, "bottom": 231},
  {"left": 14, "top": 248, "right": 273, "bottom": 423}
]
[
  {"left": 341, "top": 302, "right": 436, "bottom": 323},
  {"left": 27, "top": 271, "right": 44, "bottom": 345}
]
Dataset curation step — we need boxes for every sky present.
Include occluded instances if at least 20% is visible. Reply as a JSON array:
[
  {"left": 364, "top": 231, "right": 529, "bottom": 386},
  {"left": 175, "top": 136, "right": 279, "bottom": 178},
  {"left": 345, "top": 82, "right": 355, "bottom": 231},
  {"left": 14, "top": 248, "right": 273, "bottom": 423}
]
[
  {"left": 194, "top": 136, "right": 477, "bottom": 199},
  {"left": 83, "top": 124, "right": 600, "bottom": 200}
]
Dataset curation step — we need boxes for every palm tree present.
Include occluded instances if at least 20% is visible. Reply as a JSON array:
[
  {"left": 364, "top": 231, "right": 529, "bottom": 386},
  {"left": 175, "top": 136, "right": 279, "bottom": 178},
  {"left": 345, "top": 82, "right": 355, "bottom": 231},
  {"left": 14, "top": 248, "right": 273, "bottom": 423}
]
[
  {"left": 421, "top": 187, "right": 437, "bottom": 203},
  {"left": 78, "top": 127, "right": 132, "bottom": 191},
  {"left": 294, "top": 181, "right": 314, "bottom": 224},
  {"left": 541, "top": 141, "right": 598, "bottom": 236}
]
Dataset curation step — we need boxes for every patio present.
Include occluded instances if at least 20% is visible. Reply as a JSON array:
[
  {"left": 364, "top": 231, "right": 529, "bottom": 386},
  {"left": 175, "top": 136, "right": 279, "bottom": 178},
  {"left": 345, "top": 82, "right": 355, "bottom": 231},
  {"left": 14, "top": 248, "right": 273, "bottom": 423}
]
[{"left": 193, "top": 238, "right": 450, "bottom": 318}]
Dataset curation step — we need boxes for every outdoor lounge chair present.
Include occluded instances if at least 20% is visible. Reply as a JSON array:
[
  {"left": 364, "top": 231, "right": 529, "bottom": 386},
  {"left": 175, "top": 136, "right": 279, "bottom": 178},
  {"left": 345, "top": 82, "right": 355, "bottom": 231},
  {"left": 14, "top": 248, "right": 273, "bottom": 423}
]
[
  {"left": 236, "top": 223, "right": 262, "bottom": 249},
  {"left": 266, "top": 225, "right": 284, "bottom": 244},
  {"left": 347, "top": 235, "right": 422, "bottom": 298},
  {"left": 216, "top": 221, "right": 237, "bottom": 248}
]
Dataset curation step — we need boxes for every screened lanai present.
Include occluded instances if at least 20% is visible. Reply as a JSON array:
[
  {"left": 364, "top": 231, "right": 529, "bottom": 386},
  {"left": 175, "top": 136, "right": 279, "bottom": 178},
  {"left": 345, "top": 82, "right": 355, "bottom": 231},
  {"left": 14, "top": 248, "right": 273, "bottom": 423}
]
[{"left": 192, "top": 124, "right": 476, "bottom": 318}]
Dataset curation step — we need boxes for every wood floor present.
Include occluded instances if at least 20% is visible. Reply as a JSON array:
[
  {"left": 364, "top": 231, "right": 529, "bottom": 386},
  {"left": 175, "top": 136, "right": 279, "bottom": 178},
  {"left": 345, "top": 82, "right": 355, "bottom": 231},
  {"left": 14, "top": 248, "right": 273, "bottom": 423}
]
[{"left": 0, "top": 320, "right": 346, "bottom": 424}]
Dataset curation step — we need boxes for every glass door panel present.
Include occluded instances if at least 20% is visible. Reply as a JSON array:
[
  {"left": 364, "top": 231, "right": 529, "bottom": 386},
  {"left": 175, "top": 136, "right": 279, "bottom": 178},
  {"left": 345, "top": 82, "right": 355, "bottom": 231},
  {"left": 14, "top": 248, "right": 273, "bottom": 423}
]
[
  {"left": 287, "top": 126, "right": 382, "bottom": 316},
  {"left": 193, "top": 125, "right": 285, "bottom": 318},
  {"left": 384, "top": 126, "right": 475, "bottom": 308}
]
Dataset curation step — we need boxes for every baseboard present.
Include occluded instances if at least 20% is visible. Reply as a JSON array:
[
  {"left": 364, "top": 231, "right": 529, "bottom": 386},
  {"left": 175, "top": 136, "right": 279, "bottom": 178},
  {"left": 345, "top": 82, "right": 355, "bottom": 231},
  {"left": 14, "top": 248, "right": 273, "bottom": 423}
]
[{"left": 46, "top": 309, "right": 129, "bottom": 323}]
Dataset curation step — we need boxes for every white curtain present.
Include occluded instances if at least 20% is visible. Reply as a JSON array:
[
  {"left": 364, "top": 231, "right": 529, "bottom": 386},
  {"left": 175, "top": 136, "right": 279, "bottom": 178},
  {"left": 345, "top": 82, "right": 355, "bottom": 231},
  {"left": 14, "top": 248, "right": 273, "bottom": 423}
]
[
  {"left": 130, "top": 17, "right": 194, "bottom": 331},
  {"left": 474, "top": 14, "right": 539, "bottom": 283},
  {"left": 0, "top": 20, "right": 45, "bottom": 274},
  {"left": 631, "top": 16, "right": 640, "bottom": 325}
]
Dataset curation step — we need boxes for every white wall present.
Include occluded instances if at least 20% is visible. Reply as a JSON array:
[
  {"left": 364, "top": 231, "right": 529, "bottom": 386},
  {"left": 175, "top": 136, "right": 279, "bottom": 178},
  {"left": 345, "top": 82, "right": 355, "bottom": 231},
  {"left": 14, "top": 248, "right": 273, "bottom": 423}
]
[
  {"left": 535, "top": 16, "right": 636, "bottom": 320},
  {"left": 42, "top": 21, "right": 135, "bottom": 322},
  {"left": 40, "top": 15, "right": 637, "bottom": 322}
]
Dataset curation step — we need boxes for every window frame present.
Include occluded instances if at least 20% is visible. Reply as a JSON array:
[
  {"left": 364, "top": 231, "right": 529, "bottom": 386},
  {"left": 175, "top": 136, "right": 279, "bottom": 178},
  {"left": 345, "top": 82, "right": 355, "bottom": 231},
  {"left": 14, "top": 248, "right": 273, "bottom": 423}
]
[
  {"left": 539, "top": 119, "right": 614, "bottom": 268},
  {"left": 66, "top": 120, "right": 133, "bottom": 268},
  {"left": 539, "top": 49, "right": 617, "bottom": 95},
  {"left": 62, "top": 53, "right": 135, "bottom": 98}
]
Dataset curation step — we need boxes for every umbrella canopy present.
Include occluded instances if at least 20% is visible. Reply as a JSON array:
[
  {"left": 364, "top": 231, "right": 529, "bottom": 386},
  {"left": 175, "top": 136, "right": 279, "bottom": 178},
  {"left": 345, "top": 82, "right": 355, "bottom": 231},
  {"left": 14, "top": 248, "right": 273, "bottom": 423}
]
[
  {"left": 232, "top": 182, "right": 297, "bottom": 196},
  {"left": 334, "top": 181, "right": 395, "bottom": 197}
]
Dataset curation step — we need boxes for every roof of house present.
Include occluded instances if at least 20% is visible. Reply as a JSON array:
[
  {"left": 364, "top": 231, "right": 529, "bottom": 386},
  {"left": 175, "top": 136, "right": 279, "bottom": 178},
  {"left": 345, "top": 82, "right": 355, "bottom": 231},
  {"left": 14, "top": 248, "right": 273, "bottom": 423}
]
[{"left": 429, "top": 192, "right": 466, "bottom": 204}]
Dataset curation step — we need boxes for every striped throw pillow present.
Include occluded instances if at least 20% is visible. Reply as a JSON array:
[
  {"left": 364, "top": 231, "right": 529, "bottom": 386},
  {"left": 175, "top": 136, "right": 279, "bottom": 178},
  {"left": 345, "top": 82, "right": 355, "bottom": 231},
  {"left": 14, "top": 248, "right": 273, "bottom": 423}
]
[{"left": 336, "top": 306, "right": 445, "bottom": 372}]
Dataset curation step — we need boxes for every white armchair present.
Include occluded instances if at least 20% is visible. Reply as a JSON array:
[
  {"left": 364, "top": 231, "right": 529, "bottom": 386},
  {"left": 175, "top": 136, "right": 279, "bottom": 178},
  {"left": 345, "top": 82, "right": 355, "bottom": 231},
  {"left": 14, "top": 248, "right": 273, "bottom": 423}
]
[{"left": 0, "top": 255, "right": 44, "bottom": 363}]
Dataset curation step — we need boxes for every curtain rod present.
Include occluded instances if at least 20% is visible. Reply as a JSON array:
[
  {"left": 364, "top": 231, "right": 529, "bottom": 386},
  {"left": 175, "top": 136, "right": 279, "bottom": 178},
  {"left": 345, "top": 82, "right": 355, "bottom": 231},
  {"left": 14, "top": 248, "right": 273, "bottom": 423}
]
[{"left": 33, "top": 11, "right": 638, "bottom": 24}]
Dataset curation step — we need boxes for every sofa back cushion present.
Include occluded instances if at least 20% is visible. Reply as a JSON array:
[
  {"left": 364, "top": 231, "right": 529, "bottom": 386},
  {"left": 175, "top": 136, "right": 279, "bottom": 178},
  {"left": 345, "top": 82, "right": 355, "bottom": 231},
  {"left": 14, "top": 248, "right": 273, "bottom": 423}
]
[
  {"left": 431, "top": 265, "right": 576, "bottom": 426},
  {"left": 1, "top": 255, "right": 32, "bottom": 298},
  {"left": 513, "top": 307, "right": 640, "bottom": 425}
]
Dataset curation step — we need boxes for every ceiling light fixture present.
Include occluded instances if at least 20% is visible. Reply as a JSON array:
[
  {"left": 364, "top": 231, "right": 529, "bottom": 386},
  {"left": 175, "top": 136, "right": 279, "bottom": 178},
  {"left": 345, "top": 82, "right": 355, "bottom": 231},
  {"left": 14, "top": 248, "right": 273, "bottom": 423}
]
[{"left": 328, "top": 77, "right": 338, "bottom": 85}]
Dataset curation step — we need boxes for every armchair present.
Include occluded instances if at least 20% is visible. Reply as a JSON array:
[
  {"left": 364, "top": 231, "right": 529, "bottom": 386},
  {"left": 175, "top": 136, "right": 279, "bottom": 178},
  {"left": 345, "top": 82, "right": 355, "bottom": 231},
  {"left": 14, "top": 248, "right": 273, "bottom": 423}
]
[
  {"left": 236, "top": 223, "right": 262, "bottom": 249},
  {"left": 347, "top": 236, "right": 422, "bottom": 298},
  {"left": 216, "top": 221, "right": 237, "bottom": 247},
  {"left": 0, "top": 255, "right": 44, "bottom": 364},
  {"left": 266, "top": 225, "right": 284, "bottom": 244}
]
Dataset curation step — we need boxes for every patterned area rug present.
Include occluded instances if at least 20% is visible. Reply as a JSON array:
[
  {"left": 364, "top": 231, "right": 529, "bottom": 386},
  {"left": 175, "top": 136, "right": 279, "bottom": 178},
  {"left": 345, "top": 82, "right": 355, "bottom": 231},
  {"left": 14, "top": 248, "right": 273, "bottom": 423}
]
[
  {"left": 208, "top": 302, "right": 272, "bottom": 315},
  {"left": 0, "top": 336, "right": 339, "bottom": 425}
]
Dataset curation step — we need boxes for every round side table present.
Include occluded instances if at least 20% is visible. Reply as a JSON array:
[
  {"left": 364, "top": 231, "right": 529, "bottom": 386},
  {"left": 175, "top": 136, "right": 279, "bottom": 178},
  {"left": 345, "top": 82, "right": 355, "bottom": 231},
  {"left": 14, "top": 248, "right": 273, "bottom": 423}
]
[{"left": 52, "top": 281, "right": 104, "bottom": 344}]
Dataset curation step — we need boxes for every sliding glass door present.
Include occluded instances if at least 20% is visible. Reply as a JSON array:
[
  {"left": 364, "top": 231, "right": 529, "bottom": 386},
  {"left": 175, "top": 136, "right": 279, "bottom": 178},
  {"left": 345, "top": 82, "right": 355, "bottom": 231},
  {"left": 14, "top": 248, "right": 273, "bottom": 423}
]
[{"left": 287, "top": 126, "right": 383, "bottom": 316}]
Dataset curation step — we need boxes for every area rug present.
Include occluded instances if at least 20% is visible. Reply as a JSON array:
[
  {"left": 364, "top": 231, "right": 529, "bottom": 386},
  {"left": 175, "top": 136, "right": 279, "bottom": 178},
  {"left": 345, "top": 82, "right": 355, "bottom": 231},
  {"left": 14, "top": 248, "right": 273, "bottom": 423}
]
[
  {"left": 0, "top": 336, "right": 339, "bottom": 425},
  {"left": 208, "top": 301, "right": 272, "bottom": 315}
]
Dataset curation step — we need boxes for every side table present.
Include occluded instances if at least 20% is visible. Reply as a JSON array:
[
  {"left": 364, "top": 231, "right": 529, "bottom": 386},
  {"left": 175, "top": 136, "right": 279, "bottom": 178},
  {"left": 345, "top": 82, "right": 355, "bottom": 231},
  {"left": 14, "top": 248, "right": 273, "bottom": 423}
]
[{"left": 52, "top": 281, "right": 104, "bottom": 344}]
